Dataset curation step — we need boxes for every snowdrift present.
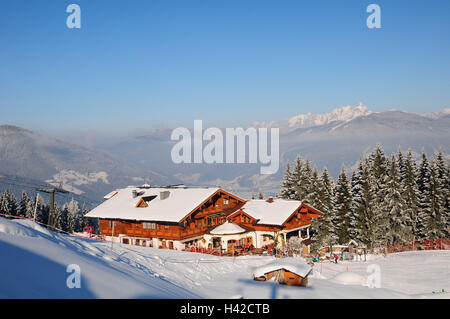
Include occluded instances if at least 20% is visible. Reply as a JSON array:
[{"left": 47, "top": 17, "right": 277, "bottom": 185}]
[{"left": 330, "top": 272, "right": 367, "bottom": 286}]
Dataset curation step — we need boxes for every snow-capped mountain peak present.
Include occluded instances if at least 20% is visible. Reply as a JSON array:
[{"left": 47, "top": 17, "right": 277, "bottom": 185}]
[
  {"left": 287, "top": 102, "right": 373, "bottom": 129},
  {"left": 422, "top": 108, "right": 450, "bottom": 119}
]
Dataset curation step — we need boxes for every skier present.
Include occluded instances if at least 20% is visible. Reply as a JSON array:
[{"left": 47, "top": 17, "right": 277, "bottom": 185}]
[{"left": 333, "top": 253, "right": 338, "bottom": 264}]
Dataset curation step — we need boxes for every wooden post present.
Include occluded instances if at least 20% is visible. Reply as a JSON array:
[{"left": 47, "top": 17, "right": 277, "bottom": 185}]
[
  {"left": 33, "top": 195, "right": 39, "bottom": 222},
  {"left": 111, "top": 220, "right": 115, "bottom": 251}
]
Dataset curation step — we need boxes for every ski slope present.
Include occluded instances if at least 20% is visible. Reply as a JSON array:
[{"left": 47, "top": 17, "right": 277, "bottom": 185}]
[{"left": 0, "top": 217, "right": 448, "bottom": 299}]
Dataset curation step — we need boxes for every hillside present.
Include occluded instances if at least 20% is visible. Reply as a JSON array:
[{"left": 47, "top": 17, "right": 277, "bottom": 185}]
[
  {"left": 0, "top": 217, "right": 448, "bottom": 299},
  {"left": 0, "top": 125, "right": 177, "bottom": 201}
]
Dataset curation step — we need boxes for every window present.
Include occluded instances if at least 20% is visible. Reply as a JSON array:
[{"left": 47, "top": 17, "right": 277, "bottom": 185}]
[
  {"left": 165, "top": 225, "right": 169, "bottom": 230},
  {"left": 143, "top": 222, "right": 155, "bottom": 229},
  {"left": 223, "top": 198, "right": 229, "bottom": 205}
]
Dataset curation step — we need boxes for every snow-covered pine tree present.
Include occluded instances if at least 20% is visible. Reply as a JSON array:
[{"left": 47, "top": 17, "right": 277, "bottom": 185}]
[
  {"left": 301, "top": 158, "right": 313, "bottom": 203},
  {"left": 53, "top": 203, "right": 63, "bottom": 231},
  {"left": 385, "top": 155, "right": 412, "bottom": 244},
  {"left": 397, "top": 149, "right": 406, "bottom": 185},
  {"left": 18, "top": 191, "right": 29, "bottom": 217},
  {"left": 39, "top": 197, "right": 50, "bottom": 225},
  {"left": 0, "top": 189, "right": 18, "bottom": 216},
  {"left": 280, "top": 162, "right": 297, "bottom": 200},
  {"left": 350, "top": 158, "right": 364, "bottom": 242},
  {"left": 401, "top": 150, "right": 421, "bottom": 239},
  {"left": 436, "top": 150, "right": 450, "bottom": 237},
  {"left": 352, "top": 158, "right": 381, "bottom": 250},
  {"left": 60, "top": 203, "right": 70, "bottom": 232},
  {"left": 444, "top": 160, "right": 450, "bottom": 237},
  {"left": 417, "top": 151, "right": 432, "bottom": 239},
  {"left": 67, "top": 198, "right": 81, "bottom": 233},
  {"left": 367, "top": 145, "right": 390, "bottom": 247},
  {"left": 0, "top": 190, "right": 8, "bottom": 215},
  {"left": 80, "top": 203, "right": 92, "bottom": 231},
  {"left": 333, "top": 167, "right": 353, "bottom": 244},
  {"left": 18, "top": 191, "right": 35, "bottom": 219},
  {"left": 308, "top": 167, "right": 322, "bottom": 209},
  {"left": 307, "top": 167, "right": 323, "bottom": 240},
  {"left": 291, "top": 156, "right": 304, "bottom": 200},
  {"left": 9, "top": 193, "right": 18, "bottom": 217},
  {"left": 33, "top": 194, "right": 46, "bottom": 223},
  {"left": 310, "top": 167, "right": 336, "bottom": 250},
  {"left": 426, "top": 159, "right": 445, "bottom": 239}
]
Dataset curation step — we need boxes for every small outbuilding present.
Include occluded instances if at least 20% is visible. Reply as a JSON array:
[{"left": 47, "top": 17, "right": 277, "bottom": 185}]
[{"left": 253, "top": 257, "right": 312, "bottom": 286}]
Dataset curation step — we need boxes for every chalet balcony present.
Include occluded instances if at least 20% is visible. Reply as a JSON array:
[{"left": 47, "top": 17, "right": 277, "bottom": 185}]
[{"left": 181, "top": 226, "right": 210, "bottom": 239}]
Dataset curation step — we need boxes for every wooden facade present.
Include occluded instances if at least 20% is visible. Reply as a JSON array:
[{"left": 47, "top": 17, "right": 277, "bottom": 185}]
[
  {"left": 98, "top": 189, "right": 246, "bottom": 241},
  {"left": 228, "top": 202, "right": 323, "bottom": 232},
  {"left": 91, "top": 187, "right": 325, "bottom": 253}
]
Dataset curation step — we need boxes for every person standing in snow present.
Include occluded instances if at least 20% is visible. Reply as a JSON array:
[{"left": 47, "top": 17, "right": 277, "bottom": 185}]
[{"left": 333, "top": 253, "right": 338, "bottom": 264}]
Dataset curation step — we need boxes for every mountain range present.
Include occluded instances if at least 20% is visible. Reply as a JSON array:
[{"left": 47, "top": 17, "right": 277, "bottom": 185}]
[{"left": 1, "top": 104, "right": 449, "bottom": 201}]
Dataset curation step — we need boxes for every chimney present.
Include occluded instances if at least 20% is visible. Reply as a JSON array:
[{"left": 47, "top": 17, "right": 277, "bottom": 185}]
[
  {"left": 160, "top": 190, "right": 170, "bottom": 200},
  {"left": 132, "top": 190, "right": 138, "bottom": 198},
  {"left": 266, "top": 197, "right": 274, "bottom": 203}
]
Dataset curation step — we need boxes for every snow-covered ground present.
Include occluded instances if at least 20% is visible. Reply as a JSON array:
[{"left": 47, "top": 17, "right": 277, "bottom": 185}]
[{"left": 0, "top": 217, "right": 448, "bottom": 299}]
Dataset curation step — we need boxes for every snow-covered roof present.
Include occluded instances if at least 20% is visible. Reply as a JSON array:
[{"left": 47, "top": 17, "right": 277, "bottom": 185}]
[
  {"left": 253, "top": 257, "right": 312, "bottom": 278},
  {"left": 239, "top": 199, "right": 302, "bottom": 226},
  {"left": 85, "top": 187, "right": 221, "bottom": 223},
  {"left": 103, "top": 190, "right": 118, "bottom": 200},
  {"left": 210, "top": 221, "right": 247, "bottom": 235}
]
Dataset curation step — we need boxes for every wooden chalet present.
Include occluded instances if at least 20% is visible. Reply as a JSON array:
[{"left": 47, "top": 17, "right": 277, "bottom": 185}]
[
  {"left": 253, "top": 257, "right": 312, "bottom": 286},
  {"left": 85, "top": 186, "right": 324, "bottom": 253}
]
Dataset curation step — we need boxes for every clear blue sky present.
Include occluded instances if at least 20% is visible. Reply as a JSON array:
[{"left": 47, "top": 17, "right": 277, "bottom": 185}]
[{"left": 1, "top": 0, "right": 449, "bottom": 133}]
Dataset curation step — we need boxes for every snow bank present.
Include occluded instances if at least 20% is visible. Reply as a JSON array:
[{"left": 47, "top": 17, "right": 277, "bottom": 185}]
[
  {"left": 330, "top": 272, "right": 367, "bottom": 286},
  {"left": 253, "top": 257, "right": 312, "bottom": 278},
  {"left": 13, "top": 219, "right": 53, "bottom": 237},
  {"left": 0, "top": 218, "right": 42, "bottom": 238}
]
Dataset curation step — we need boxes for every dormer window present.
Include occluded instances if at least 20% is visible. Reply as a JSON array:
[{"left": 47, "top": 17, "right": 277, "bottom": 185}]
[{"left": 136, "top": 195, "right": 157, "bottom": 207}]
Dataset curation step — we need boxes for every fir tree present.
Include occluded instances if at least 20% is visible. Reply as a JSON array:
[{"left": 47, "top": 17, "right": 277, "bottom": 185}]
[
  {"left": 436, "top": 150, "right": 449, "bottom": 237},
  {"left": 350, "top": 158, "right": 364, "bottom": 241},
  {"left": 280, "top": 162, "right": 297, "bottom": 200},
  {"left": 385, "top": 155, "right": 412, "bottom": 243},
  {"left": 417, "top": 151, "right": 432, "bottom": 239},
  {"left": 67, "top": 198, "right": 81, "bottom": 232},
  {"left": 333, "top": 167, "right": 353, "bottom": 244},
  {"left": 426, "top": 159, "right": 445, "bottom": 239},
  {"left": 301, "top": 158, "right": 313, "bottom": 203},
  {"left": 401, "top": 150, "right": 421, "bottom": 239},
  {"left": 310, "top": 167, "right": 336, "bottom": 249},
  {"left": 18, "top": 191, "right": 34, "bottom": 219},
  {"left": 352, "top": 158, "right": 380, "bottom": 250},
  {"left": 0, "top": 189, "right": 18, "bottom": 216},
  {"left": 291, "top": 156, "right": 304, "bottom": 200},
  {"left": 367, "top": 145, "right": 389, "bottom": 244}
]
